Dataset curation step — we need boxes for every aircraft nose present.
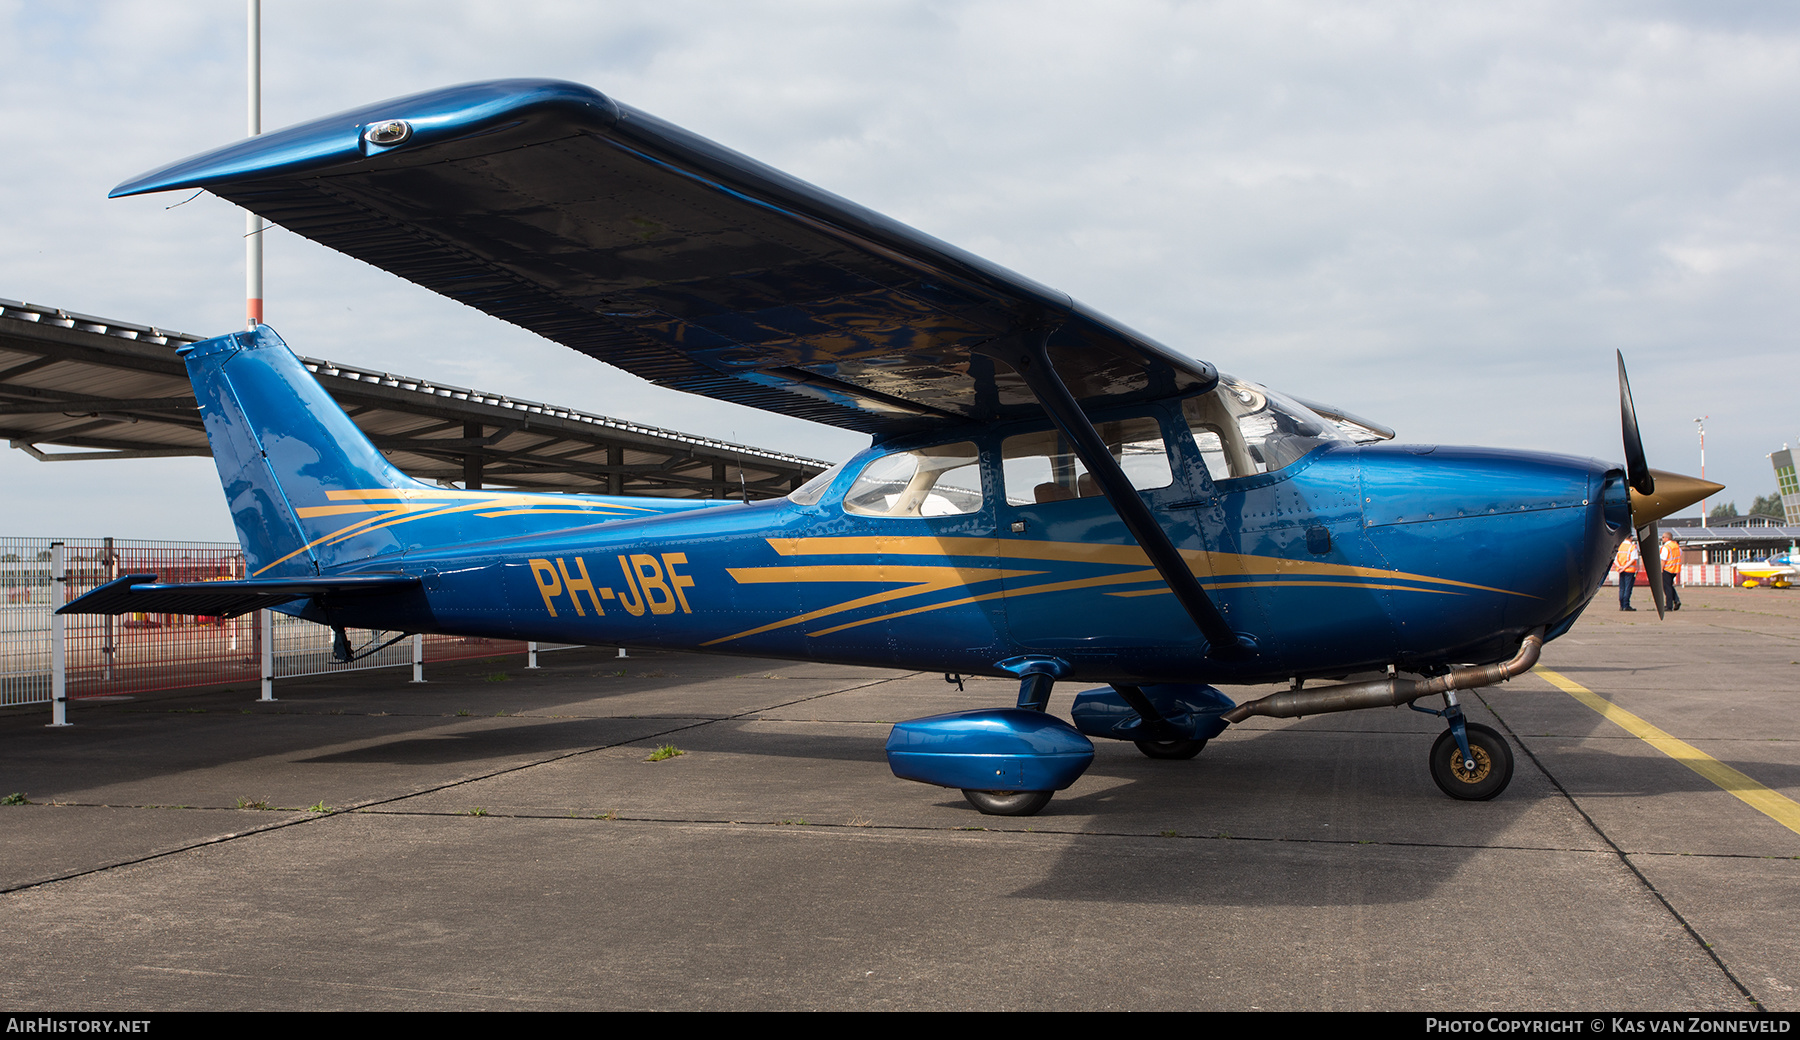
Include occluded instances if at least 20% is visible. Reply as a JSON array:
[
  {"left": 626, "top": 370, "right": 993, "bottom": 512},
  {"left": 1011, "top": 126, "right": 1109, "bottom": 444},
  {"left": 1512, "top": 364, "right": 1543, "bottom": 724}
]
[{"left": 1351, "top": 445, "right": 1629, "bottom": 660}]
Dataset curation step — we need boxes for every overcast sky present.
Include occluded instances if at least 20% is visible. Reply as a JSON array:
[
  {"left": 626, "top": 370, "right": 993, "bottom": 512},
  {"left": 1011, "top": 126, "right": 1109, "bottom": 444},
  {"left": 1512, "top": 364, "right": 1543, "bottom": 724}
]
[{"left": 2, "top": 1, "right": 1796, "bottom": 540}]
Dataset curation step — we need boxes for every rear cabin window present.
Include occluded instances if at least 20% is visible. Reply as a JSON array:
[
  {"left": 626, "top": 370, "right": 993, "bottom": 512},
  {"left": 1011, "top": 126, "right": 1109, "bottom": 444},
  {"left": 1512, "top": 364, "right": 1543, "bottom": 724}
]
[
  {"left": 843, "top": 442, "right": 984, "bottom": 518},
  {"left": 787, "top": 459, "right": 848, "bottom": 506},
  {"left": 1001, "top": 418, "right": 1173, "bottom": 506}
]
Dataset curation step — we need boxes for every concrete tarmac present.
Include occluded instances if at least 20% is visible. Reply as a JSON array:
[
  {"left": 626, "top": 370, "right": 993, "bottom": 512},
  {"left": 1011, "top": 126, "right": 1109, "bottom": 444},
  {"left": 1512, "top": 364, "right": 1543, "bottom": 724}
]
[{"left": 1, "top": 586, "right": 1794, "bottom": 1011}]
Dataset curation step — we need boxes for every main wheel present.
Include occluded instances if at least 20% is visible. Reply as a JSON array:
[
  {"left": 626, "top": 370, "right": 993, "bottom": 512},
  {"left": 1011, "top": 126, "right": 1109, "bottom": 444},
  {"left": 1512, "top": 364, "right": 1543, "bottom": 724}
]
[
  {"left": 1429, "top": 723, "right": 1514, "bottom": 801},
  {"left": 962, "top": 789, "right": 1053, "bottom": 816},
  {"left": 1134, "top": 739, "right": 1207, "bottom": 760}
]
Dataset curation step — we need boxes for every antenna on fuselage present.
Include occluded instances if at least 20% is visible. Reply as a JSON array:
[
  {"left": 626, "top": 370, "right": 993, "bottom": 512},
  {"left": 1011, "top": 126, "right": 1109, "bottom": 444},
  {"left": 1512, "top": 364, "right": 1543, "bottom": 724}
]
[{"left": 735, "top": 432, "right": 747, "bottom": 503}]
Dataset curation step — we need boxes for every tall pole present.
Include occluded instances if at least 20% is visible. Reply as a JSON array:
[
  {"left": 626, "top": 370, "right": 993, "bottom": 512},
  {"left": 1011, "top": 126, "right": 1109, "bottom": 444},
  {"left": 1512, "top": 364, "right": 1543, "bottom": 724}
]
[
  {"left": 1694, "top": 416, "right": 1708, "bottom": 523},
  {"left": 245, "top": 0, "right": 263, "bottom": 329},
  {"left": 48, "top": 542, "right": 70, "bottom": 727}
]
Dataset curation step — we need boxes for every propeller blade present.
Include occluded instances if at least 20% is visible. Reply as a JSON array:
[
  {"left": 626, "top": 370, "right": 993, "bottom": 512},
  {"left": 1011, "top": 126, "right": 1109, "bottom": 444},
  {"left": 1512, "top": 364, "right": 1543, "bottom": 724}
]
[
  {"left": 1618, "top": 351, "right": 1655, "bottom": 497},
  {"left": 1615, "top": 352, "right": 1702, "bottom": 620},
  {"left": 1638, "top": 522, "right": 1665, "bottom": 619}
]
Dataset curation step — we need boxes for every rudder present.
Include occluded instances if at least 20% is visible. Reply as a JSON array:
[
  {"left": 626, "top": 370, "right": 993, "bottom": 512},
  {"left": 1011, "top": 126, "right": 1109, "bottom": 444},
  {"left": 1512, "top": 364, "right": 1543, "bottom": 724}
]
[{"left": 183, "top": 325, "right": 427, "bottom": 577}]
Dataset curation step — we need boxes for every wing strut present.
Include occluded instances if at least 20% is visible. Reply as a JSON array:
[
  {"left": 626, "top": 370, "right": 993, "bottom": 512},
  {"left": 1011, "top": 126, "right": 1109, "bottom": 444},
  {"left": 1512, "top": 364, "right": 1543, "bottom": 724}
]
[{"left": 988, "top": 329, "right": 1249, "bottom": 659}]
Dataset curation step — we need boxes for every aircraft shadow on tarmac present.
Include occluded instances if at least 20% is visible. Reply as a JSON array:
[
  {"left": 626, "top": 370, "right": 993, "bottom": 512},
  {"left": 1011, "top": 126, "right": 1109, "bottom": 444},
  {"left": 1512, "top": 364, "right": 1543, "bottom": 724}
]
[
  {"left": 16, "top": 677, "right": 1780, "bottom": 816},
  {"left": 12, "top": 648, "right": 1791, "bottom": 913}
]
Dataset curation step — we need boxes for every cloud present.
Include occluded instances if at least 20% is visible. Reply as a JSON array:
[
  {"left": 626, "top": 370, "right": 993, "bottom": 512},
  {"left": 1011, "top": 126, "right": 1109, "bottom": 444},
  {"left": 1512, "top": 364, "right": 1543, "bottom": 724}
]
[{"left": 2, "top": 0, "right": 1796, "bottom": 537}]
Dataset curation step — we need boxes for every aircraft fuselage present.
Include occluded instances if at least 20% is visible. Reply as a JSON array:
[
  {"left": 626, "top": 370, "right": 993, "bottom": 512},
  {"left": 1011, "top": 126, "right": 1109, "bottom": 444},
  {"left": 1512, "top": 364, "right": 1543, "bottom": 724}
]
[{"left": 316, "top": 421, "right": 1626, "bottom": 686}]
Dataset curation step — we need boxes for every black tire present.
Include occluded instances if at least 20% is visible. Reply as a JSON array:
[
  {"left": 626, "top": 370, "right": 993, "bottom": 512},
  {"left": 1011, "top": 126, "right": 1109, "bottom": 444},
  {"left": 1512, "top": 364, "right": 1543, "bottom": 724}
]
[
  {"left": 1429, "top": 723, "right": 1514, "bottom": 801},
  {"left": 1134, "top": 739, "right": 1207, "bottom": 760},
  {"left": 962, "top": 789, "right": 1054, "bottom": 816}
]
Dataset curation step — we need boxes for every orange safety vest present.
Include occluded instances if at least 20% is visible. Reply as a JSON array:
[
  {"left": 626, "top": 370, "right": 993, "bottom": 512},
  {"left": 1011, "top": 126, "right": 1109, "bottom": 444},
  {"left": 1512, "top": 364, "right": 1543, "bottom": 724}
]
[
  {"left": 1615, "top": 540, "right": 1643, "bottom": 574},
  {"left": 1661, "top": 539, "right": 1682, "bottom": 574}
]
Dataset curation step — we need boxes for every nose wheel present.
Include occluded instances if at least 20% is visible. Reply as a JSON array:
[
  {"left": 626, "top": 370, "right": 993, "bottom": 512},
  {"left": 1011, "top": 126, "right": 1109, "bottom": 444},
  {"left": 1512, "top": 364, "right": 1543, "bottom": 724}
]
[
  {"left": 1411, "top": 692, "right": 1516, "bottom": 800},
  {"left": 1428, "top": 722, "right": 1514, "bottom": 800}
]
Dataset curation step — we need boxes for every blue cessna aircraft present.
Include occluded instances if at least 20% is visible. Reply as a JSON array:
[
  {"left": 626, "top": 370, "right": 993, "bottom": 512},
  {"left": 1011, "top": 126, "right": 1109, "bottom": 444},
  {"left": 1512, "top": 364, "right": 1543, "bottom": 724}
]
[{"left": 66, "top": 80, "right": 1720, "bottom": 816}]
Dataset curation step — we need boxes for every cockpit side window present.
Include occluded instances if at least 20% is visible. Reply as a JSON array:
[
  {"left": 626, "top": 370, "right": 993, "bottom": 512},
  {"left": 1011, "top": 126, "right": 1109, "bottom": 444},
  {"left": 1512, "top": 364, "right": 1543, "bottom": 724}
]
[
  {"left": 1182, "top": 376, "right": 1347, "bottom": 480},
  {"left": 1001, "top": 417, "right": 1173, "bottom": 506},
  {"left": 843, "top": 441, "right": 984, "bottom": 518}
]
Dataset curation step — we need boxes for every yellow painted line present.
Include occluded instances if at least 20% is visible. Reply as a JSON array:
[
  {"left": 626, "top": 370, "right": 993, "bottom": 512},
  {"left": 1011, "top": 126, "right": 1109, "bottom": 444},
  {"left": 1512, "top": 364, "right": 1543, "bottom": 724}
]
[{"left": 1534, "top": 667, "right": 1800, "bottom": 836}]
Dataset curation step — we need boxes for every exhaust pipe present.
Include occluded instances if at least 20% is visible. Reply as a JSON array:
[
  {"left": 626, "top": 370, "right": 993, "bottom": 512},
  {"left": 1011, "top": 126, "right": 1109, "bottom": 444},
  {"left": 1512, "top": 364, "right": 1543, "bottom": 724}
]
[{"left": 1221, "top": 628, "right": 1545, "bottom": 724}]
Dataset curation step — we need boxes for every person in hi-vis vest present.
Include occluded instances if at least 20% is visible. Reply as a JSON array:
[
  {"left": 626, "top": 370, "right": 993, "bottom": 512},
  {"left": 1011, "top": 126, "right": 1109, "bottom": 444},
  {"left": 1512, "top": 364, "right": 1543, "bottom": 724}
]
[
  {"left": 1615, "top": 537, "right": 1644, "bottom": 611},
  {"left": 1661, "top": 531, "right": 1682, "bottom": 612}
]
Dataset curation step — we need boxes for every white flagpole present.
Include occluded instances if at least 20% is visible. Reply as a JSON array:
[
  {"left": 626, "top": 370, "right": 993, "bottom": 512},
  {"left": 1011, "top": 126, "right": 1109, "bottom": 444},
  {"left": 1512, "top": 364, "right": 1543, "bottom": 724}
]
[{"left": 246, "top": 0, "right": 263, "bottom": 329}]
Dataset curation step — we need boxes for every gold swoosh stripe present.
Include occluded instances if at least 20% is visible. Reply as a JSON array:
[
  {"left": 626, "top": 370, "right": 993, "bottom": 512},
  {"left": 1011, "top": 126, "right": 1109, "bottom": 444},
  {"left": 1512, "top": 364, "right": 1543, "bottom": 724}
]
[
  {"left": 702, "top": 564, "right": 1041, "bottom": 645},
  {"left": 256, "top": 487, "right": 655, "bottom": 576},
  {"left": 808, "top": 568, "right": 1163, "bottom": 637},
  {"left": 763, "top": 536, "right": 1527, "bottom": 597},
  {"left": 321, "top": 488, "right": 661, "bottom": 511},
  {"left": 701, "top": 534, "right": 1530, "bottom": 645}
]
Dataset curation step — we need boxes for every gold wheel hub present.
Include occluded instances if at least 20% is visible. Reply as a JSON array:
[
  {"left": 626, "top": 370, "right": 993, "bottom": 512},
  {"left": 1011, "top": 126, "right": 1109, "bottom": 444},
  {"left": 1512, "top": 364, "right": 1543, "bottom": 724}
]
[{"left": 1451, "top": 745, "right": 1492, "bottom": 784}]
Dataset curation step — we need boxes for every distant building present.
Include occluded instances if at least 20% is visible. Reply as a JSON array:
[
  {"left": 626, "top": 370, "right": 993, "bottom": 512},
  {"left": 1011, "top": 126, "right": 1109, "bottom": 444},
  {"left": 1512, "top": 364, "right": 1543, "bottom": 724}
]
[
  {"left": 1661, "top": 511, "right": 1799, "bottom": 565},
  {"left": 1774, "top": 448, "right": 1800, "bottom": 526}
]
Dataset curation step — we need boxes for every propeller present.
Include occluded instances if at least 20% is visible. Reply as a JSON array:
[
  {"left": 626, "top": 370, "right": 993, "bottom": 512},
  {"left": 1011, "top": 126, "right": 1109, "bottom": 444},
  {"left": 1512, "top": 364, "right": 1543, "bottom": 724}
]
[{"left": 1617, "top": 352, "right": 1724, "bottom": 619}]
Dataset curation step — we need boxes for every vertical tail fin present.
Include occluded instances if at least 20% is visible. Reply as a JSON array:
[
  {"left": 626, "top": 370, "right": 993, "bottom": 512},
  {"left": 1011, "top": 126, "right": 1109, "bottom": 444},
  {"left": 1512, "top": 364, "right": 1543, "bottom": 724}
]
[{"left": 183, "top": 326, "right": 427, "bottom": 577}]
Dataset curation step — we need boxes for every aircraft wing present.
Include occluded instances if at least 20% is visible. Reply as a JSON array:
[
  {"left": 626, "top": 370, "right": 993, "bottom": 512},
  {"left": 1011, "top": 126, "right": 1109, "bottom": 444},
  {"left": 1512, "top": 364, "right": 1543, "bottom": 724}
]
[
  {"left": 112, "top": 80, "right": 1215, "bottom": 436},
  {"left": 58, "top": 573, "right": 421, "bottom": 619}
]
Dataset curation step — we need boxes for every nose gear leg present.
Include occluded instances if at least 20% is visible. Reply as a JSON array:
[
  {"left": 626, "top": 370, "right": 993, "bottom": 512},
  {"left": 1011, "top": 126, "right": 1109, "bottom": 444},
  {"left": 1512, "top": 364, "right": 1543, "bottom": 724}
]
[{"left": 1411, "top": 691, "right": 1477, "bottom": 772}]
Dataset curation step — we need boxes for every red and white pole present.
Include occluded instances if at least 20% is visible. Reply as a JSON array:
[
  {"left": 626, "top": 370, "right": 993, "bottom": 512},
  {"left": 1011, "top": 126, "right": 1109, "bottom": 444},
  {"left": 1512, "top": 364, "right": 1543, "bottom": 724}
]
[{"left": 1695, "top": 416, "right": 1708, "bottom": 522}]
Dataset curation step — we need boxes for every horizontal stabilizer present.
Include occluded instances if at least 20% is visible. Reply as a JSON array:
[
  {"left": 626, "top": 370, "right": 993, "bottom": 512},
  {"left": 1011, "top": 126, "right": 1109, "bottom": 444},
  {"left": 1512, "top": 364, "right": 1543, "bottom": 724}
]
[{"left": 58, "top": 573, "right": 420, "bottom": 619}]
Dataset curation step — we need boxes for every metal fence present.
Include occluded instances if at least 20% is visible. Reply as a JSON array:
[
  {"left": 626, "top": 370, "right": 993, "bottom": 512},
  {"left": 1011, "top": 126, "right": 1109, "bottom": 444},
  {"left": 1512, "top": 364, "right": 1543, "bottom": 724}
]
[
  {"left": 1603, "top": 564, "right": 1752, "bottom": 587},
  {"left": 1, "top": 537, "right": 568, "bottom": 709}
]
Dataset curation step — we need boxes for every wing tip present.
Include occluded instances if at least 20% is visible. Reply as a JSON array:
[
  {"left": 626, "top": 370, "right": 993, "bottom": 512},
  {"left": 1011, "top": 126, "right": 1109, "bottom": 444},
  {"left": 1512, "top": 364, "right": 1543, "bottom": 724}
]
[{"left": 109, "top": 78, "right": 619, "bottom": 198}]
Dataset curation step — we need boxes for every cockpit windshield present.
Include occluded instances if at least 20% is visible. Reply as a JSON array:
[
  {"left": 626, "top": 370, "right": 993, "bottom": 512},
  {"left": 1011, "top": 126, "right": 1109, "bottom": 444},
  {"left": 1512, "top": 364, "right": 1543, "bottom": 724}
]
[{"left": 1182, "top": 375, "right": 1348, "bottom": 481}]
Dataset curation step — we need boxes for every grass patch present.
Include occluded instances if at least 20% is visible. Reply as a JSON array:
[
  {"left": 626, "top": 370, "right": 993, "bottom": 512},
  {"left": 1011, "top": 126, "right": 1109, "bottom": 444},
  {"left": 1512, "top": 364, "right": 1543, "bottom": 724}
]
[
  {"left": 455, "top": 709, "right": 472, "bottom": 717},
  {"left": 485, "top": 672, "right": 509, "bottom": 683},
  {"left": 645, "top": 743, "right": 685, "bottom": 762},
  {"left": 235, "top": 798, "right": 271, "bottom": 810},
  {"left": 2, "top": 792, "right": 29, "bottom": 806},
  {"left": 307, "top": 801, "right": 332, "bottom": 814},
  {"left": 468, "top": 807, "right": 488, "bottom": 817}
]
